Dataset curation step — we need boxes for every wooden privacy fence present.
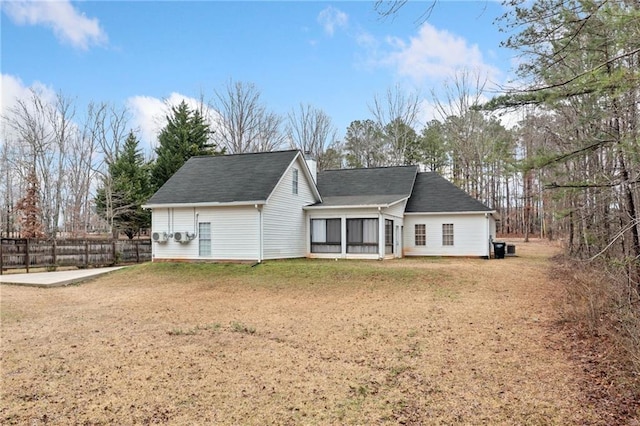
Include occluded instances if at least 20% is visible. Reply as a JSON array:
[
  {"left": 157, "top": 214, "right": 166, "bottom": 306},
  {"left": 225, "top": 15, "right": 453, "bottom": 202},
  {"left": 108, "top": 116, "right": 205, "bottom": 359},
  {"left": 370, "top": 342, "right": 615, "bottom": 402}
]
[{"left": 0, "top": 238, "right": 151, "bottom": 274}]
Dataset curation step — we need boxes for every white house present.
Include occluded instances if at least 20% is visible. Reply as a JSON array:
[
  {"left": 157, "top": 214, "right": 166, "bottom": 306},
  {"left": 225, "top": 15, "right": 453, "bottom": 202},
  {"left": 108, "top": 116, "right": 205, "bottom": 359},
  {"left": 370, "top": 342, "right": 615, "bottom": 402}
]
[{"left": 143, "top": 150, "right": 498, "bottom": 262}]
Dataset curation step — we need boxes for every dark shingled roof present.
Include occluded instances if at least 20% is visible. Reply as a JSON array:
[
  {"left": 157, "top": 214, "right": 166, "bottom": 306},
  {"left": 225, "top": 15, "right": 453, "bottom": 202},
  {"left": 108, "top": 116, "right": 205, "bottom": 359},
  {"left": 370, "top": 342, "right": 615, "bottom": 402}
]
[
  {"left": 313, "top": 166, "right": 417, "bottom": 206},
  {"left": 405, "top": 172, "right": 493, "bottom": 213},
  {"left": 145, "top": 150, "right": 299, "bottom": 205}
]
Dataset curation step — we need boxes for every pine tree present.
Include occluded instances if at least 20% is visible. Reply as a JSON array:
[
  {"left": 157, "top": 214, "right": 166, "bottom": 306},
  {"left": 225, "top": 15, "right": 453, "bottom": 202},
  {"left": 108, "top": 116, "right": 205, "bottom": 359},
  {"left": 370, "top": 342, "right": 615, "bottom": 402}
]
[
  {"left": 151, "top": 101, "right": 221, "bottom": 191},
  {"left": 384, "top": 119, "right": 419, "bottom": 166},
  {"left": 96, "top": 131, "right": 152, "bottom": 239},
  {"left": 419, "top": 120, "right": 448, "bottom": 173},
  {"left": 343, "top": 120, "right": 385, "bottom": 168}
]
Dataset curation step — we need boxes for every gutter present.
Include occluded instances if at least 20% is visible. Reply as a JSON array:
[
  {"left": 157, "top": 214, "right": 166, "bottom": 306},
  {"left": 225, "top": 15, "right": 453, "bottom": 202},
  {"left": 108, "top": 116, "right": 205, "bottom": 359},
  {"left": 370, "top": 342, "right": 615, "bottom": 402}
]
[
  {"left": 303, "top": 196, "right": 410, "bottom": 211},
  {"left": 143, "top": 200, "right": 267, "bottom": 209},
  {"left": 404, "top": 210, "right": 497, "bottom": 216},
  {"left": 304, "top": 204, "right": 391, "bottom": 210}
]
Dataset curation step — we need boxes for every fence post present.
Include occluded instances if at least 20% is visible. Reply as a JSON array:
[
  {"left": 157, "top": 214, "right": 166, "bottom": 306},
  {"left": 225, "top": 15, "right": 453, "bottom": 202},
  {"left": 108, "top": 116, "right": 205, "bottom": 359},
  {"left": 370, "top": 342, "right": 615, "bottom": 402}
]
[
  {"left": 136, "top": 240, "right": 140, "bottom": 263},
  {"left": 84, "top": 240, "right": 89, "bottom": 268},
  {"left": 25, "top": 239, "right": 30, "bottom": 273},
  {"left": 112, "top": 240, "right": 117, "bottom": 265},
  {"left": 52, "top": 239, "right": 57, "bottom": 269},
  {"left": 0, "top": 238, "right": 3, "bottom": 275}
]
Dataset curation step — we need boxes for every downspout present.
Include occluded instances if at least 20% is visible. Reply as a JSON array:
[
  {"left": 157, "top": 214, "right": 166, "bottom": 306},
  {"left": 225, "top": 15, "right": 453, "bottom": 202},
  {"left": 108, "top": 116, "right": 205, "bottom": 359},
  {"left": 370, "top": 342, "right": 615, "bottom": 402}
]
[
  {"left": 378, "top": 207, "right": 383, "bottom": 260},
  {"left": 486, "top": 213, "right": 491, "bottom": 259},
  {"left": 170, "top": 208, "right": 175, "bottom": 237},
  {"left": 192, "top": 208, "right": 199, "bottom": 238},
  {"left": 256, "top": 204, "right": 263, "bottom": 263}
]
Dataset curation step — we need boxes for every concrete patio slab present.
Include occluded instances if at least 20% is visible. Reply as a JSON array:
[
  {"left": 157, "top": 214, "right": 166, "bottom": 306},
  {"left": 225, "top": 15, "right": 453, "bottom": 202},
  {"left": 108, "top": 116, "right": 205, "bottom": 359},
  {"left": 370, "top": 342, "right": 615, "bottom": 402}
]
[{"left": 0, "top": 267, "right": 126, "bottom": 288}]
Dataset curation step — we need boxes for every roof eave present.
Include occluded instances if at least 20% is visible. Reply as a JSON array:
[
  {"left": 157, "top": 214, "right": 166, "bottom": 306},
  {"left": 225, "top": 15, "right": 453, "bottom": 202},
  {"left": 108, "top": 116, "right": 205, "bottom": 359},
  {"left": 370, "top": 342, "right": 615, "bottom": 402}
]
[
  {"left": 304, "top": 203, "right": 390, "bottom": 210},
  {"left": 142, "top": 200, "right": 267, "bottom": 209},
  {"left": 304, "top": 196, "right": 411, "bottom": 211},
  {"left": 404, "top": 210, "right": 496, "bottom": 215}
]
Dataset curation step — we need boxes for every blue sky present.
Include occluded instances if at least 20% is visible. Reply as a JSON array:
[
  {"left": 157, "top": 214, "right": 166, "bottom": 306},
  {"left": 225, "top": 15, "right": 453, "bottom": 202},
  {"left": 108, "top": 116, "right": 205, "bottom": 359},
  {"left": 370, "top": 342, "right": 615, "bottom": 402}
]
[{"left": 1, "top": 1, "right": 516, "bottom": 149}]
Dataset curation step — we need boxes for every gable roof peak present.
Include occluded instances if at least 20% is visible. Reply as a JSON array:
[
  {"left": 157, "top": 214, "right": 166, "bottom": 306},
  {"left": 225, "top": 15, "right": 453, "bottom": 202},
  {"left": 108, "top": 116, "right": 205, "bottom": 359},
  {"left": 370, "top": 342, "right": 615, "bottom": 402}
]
[{"left": 145, "top": 149, "right": 312, "bottom": 206}]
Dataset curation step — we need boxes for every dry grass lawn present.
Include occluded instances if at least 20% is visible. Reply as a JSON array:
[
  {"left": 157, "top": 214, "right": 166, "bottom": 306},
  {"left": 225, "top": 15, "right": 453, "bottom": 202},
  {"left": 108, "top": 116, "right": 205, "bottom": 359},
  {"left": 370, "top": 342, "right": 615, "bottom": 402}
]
[{"left": 1, "top": 240, "right": 606, "bottom": 424}]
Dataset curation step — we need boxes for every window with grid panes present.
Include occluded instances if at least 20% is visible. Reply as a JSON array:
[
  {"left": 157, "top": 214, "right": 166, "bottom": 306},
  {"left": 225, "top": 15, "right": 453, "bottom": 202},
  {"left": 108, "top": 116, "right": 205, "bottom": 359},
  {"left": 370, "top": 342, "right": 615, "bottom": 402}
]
[
  {"left": 442, "top": 223, "right": 454, "bottom": 246},
  {"left": 415, "top": 224, "right": 426, "bottom": 246}
]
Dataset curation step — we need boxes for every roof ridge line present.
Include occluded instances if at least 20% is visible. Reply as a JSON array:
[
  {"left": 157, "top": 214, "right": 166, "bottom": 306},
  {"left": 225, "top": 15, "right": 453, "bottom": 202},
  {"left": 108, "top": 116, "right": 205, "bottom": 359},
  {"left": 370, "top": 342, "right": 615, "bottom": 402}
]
[
  {"left": 321, "top": 165, "right": 418, "bottom": 172},
  {"left": 190, "top": 149, "right": 300, "bottom": 159}
]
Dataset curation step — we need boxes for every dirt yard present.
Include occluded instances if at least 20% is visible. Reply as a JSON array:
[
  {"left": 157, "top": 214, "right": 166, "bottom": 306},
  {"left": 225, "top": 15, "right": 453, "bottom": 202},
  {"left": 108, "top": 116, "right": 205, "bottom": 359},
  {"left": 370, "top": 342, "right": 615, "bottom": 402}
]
[{"left": 0, "top": 240, "right": 611, "bottom": 424}]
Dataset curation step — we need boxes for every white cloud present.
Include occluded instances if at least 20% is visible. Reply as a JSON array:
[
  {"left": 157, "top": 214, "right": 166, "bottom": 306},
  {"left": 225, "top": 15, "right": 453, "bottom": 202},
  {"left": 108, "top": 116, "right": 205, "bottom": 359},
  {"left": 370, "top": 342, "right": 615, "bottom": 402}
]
[
  {"left": 355, "top": 29, "right": 377, "bottom": 50},
  {"left": 1, "top": 74, "right": 56, "bottom": 116},
  {"left": 127, "top": 93, "right": 221, "bottom": 150},
  {"left": 417, "top": 99, "right": 439, "bottom": 127},
  {"left": 2, "top": 0, "right": 107, "bottom": 50},
  {"left": 317, "top": 6, "right": 348, "bottom": 37},
  {"left": 378, "top": 23, "right": 501, "bottom": 84},
  {"left": 126, "top": 95, "right": 166, "bottom": 150},
  {"left": 1, "top": 74, "right": 32, "bottom": 118},
  {"left": 1, "top": 74, "right": 57, "bottom": 144}
]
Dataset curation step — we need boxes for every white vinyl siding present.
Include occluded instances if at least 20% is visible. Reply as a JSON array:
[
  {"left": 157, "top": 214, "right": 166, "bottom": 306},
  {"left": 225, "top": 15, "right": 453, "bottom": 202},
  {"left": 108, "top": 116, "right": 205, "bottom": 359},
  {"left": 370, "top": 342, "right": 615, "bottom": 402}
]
[
  {"left": 151, "top": 206, "right": 259, "bottom": 261},
  {"left": 151, "top": 207, "right": 199, "bottom": 259},
  {"left": 403, "top": 214, "right": 493, "bottom": 257},
  {"left": 209, "top": 207, "right": 260, "bottom": 260},
  {"left": 385, "top": 199, "right": 407, "bottom": 219},
  {"left": 262, "top": 157, "right": 318, "bottom": 259}
]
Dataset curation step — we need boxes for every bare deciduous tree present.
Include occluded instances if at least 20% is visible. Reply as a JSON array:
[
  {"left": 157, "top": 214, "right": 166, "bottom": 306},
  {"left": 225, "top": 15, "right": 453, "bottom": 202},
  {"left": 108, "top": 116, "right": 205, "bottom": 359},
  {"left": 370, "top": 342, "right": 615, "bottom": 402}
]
[
  {"left": 46, "top": 93, "right": 75, "bottom": 238},
  {"left": 369, "top": 84, "right": 421, "bottom": 166},
  {"left": 287, "top": 103, "right": 337, "bottom": 171},
  {"left": 212, "top": 80, "right": 285, "bottom": 153},
  {"left": 6, "top": 89, "right": 55, "bottom": 236},
  {"left": 90, "top": 103, "right": 131, "bottom": 238}
]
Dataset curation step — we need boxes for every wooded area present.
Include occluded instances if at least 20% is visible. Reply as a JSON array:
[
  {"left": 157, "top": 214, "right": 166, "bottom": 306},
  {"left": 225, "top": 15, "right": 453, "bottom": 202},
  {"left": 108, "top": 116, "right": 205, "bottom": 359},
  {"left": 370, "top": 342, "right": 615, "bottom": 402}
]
[{"left": 0, "top": 238, "right": 151, "bottom": 274}]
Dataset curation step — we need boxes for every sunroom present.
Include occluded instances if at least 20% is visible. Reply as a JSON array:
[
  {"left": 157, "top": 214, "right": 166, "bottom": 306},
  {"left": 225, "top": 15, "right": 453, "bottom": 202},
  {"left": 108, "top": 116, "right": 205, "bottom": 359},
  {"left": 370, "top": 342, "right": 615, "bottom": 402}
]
[{"left": 305, "top": 208, "right": 404, "bottom": 259}]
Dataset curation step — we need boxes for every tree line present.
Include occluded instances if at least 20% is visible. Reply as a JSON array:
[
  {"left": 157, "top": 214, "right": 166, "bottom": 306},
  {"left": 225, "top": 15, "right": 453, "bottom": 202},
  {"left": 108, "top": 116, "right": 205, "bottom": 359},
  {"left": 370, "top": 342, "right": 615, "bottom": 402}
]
[{"left": 0, "top": 76, "right": 540, "bottom": 241}]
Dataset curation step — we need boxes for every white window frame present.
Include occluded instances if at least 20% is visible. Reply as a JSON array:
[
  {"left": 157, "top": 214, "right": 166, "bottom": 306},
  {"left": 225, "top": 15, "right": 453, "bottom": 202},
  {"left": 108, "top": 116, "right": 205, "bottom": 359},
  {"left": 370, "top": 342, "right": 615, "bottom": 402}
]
[
  {"left": 292, "top": 168, "right": 298, "bottom": 195},
  {"left": 199, "top": 222, "right": 211, "bottom": 257},
  {"left": 442, "top": 223, "right": 454, "bottom": 246},
  {"left": 415, "top": 224, "right": 426, "bottom": 246}
]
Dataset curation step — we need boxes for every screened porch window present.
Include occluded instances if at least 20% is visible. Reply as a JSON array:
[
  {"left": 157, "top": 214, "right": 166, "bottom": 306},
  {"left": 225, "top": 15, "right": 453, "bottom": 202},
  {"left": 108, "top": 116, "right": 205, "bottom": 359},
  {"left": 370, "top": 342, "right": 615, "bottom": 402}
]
[
  {"left": 311, "top": 218, "right": 341, "bottom": 253},
  {"left": 347, "top": 218, "right": 378, "bottom": 254}
]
